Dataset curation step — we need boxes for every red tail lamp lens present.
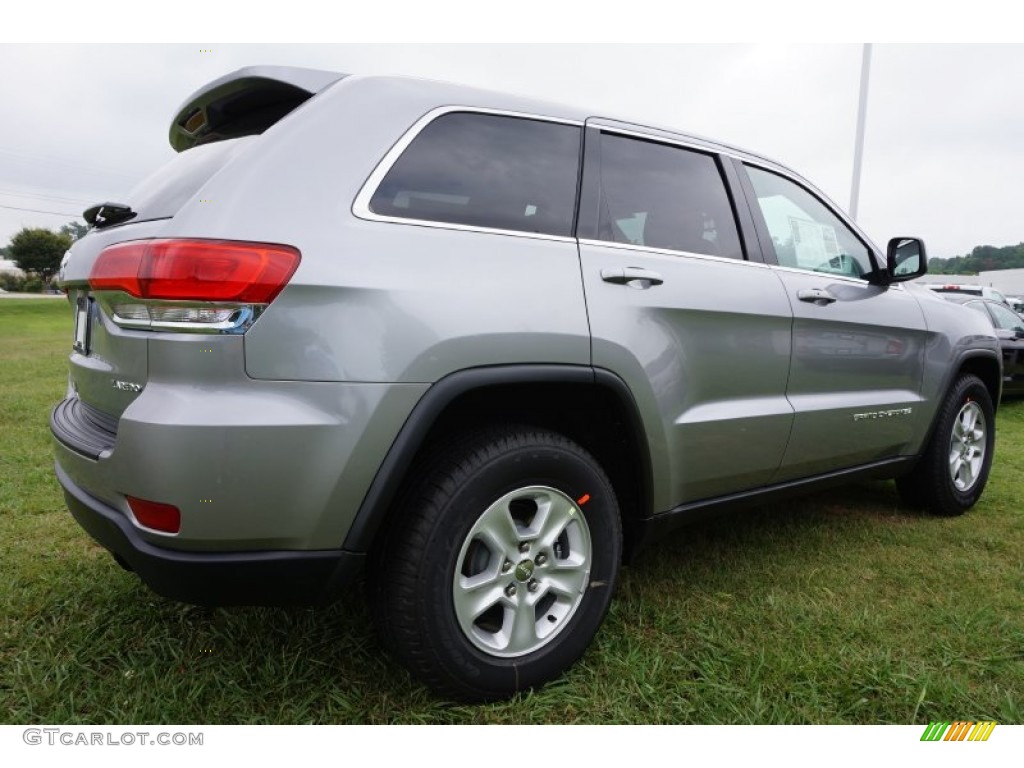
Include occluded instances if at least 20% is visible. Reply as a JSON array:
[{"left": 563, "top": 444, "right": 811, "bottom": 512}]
[
  {"left": 127, "top": 496, "right": 181, "bottom": 534},
  {"left": 90, "top": 239, "right": 301, "bottom": 303}
]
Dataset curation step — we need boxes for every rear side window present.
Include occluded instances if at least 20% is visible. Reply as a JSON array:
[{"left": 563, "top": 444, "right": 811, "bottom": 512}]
[
  {"left": 592, "top": 133, "right": 743, "bottom": 259},
  {"left": 369, "top": 112, "right": 581, "bottom": 237}
]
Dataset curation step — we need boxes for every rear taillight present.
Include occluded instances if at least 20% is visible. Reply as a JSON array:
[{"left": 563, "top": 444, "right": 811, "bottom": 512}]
[
  {"left": 89, "top": 239, "right": 300, "bottom": 332},
  {"left": 127, "top": 496, "right": 181, "bottom": 534}
]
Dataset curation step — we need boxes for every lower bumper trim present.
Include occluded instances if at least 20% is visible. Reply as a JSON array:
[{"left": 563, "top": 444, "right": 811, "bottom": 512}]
[{"left": 55, "top": 462, "right": 364, "bottom": 606}]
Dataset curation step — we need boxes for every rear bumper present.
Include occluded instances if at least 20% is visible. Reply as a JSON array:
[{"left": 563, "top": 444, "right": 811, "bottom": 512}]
[{"left": 56, "top": 462, "right": 364, "bottom": 606}]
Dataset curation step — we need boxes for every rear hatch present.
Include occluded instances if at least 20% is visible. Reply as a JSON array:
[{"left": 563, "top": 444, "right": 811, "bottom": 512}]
[{"left": 54, "top": 67, "right": 342, "bottom": 455}]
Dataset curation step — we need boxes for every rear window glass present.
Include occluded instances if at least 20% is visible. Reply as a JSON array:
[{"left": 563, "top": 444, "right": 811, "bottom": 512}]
[{"left": 369, "top": 113, "right": 581, "bottom": 237}]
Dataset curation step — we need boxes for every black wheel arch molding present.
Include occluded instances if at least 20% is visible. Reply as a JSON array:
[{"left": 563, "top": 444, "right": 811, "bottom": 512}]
[
  {"left": 342, "top": 364, "right": 654, "bottom": 554},
  {"left": 914, "top": 348, "right": 1003, "bottom": 455}
]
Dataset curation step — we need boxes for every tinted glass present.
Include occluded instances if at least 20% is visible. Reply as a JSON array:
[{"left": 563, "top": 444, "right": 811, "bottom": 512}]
[
  {"left": 990, "top": 289, "right": 1010, "bottom": 305},
  {"left": 746, "top": 165, "right": 874, "bottom": 279},
  {"left": 593, "top": 133, "right": 743, "bottom": 259},
  {"left": 369, "top": 113, "right": 581, "bottom": 237},
  {"left": 933, "top": 287, "right": 982, "bottom": 295},
  {"left": 963, "top": 300, "right": 989, "bottom": 317},
  {"left": 987, "top": 302, "right": 1024, "bottom": 332}
]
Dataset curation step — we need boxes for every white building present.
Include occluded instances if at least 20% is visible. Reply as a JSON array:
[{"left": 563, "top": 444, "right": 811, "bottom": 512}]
[
  {"left": 0, "top": 259, "right": 25, "bottom": 278},
  {"left": 916, "top": 268, "right": 1024, "bottom": 298},
  {"left": 978, "top": 268, "right": 1024, "bottom": 297}
]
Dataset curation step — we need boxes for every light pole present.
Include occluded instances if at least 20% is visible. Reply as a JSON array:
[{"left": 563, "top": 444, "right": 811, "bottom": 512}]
[{"left": 849, "top": 43, "right": 872, "bottom": 221}]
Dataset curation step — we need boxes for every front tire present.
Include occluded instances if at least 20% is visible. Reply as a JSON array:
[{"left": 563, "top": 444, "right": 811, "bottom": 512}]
[
  {"left": 371, "top": 426, "right": 621, "bottom": 701},
  {"left": 897, "top": 373, "right": 995, "bottom": 516}
]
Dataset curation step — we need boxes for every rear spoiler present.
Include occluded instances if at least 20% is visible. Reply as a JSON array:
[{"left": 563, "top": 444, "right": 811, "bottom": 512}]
[{"left": 169, "top": 66, "right": 346, "bottom": 152}]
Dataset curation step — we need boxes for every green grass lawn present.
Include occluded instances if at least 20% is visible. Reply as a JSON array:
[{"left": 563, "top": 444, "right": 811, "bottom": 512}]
[{"left": 1, "top": 299, "right": 1022, "bottom": 724}]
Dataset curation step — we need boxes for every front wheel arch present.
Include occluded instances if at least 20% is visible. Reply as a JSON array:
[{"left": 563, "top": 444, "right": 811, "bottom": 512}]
[{"left": 897, "top": 372, "right": 996, "bottom": 516}]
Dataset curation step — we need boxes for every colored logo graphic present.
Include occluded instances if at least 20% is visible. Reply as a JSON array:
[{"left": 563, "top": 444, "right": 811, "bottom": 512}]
[{"left": 920, "top": 721, "right": 996, "bottom": 742}]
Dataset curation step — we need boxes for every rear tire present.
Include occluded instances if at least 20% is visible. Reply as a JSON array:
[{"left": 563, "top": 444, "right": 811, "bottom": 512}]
[
  {"left": 371, "top": 426, "right": 621, "bottom": 702},
  {"left": 896, "top": 374, "right": 995, "bottom": 516}
]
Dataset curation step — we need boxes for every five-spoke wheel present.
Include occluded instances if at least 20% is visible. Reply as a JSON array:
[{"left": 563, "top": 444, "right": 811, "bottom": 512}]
[
  {"left": 372, "top": 427, "right": 621, "bottom": 701},
  {"left": 897, "top": 374, "right": 995, "bottom": 516},
  {"left": 948, "top": 400, "right": 987, "bottom": 492},
  {"left": 454, "top": 485, "right": 592, "bottom": 657}
]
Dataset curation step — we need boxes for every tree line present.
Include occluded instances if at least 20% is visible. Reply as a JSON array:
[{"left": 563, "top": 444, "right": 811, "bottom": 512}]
[
  {"left": 928, "top": 243, "right": 1024, "bottom": 275},
  {"left": 0, "top": 222, "right": 88, "bottom": 292}
]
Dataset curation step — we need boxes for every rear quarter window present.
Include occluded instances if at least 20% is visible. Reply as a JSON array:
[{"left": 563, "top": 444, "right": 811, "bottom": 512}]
[{"left": 368, "top": 112, "right": 581, "bottom": 237}]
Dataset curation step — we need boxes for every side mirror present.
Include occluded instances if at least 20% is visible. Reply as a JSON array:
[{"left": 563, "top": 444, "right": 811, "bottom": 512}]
[{"left": 878, "top": 237, "right": 928, "bottom": 284}]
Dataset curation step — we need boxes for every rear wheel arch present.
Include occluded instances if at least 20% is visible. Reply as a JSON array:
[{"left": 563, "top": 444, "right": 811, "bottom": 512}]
[
  {"left": 343, "top": 365, "right": 653, "bottom": 558},
  {"left": 370, "top": 425, "right": 622, "bottom": 700}
]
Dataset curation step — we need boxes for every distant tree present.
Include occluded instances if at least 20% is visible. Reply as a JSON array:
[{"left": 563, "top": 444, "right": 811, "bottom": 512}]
[
  {"left": 7, "top": 227, "right": 73, "bottom": 278},
  {"left": 927, "top": 242, "right": 1024, "bottom": 275},
  {"left": 59, "top": 221, "right": 89, "bottom": 242}
]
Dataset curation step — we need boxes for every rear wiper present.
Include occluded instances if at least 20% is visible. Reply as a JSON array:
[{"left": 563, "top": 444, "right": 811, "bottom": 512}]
[{"left": 83, "top": 202, "right": 136, "bottom": 228}]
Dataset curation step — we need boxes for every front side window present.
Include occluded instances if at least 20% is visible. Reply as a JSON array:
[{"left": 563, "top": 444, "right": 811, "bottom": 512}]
[
  {"left": 592, "top": 133, "right": 743, "bottom": 259},
  {"left": 745, "top": 165, "right": 874, "bottom": 279},
  {"left": 369, "top": 112, "right": 581, "bottom": 237}
]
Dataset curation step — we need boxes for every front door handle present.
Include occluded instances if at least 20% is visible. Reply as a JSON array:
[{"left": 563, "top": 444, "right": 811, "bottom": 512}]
[
  {"left": 601, "top": 267, "right": 664, "bottom": 288},
  {"left": 797, "top": 288, "right": 837, "bottom": 305}
]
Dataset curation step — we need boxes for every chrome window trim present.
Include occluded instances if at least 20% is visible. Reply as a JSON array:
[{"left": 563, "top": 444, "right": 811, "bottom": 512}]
[
  {"left": 577, "top": 240, "right": 903, "bottom": 289},
  {"left": 352, "top": 215, "right": 578, "bottom": 244},
  {"left": 578, "top": 238, "right": 763, "bottom": 268},
  {"left": 352, "top": 105, "right": 583, "bottom": 241},
  {"left": 769, "top": 263, "right": 905, "bottom": 289},
  {"left": 586, "top": 121, "right": 740, "bottom": 160}
]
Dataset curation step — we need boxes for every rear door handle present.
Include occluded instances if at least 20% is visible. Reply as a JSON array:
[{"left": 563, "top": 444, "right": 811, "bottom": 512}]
[
  {"left": 601, "top": 267, "right": 664, "bottom": 288},
  {"left": 797, "top": 288, "right": 836, "bottom": 305}
]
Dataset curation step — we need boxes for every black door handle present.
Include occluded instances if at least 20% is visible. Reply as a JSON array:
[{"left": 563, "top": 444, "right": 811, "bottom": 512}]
[
  {"left": 601, "top": 267, "right": 664, "bottom": 288},
  {"left": 797, "top": 288, "right": 836, "bottom": 305}
]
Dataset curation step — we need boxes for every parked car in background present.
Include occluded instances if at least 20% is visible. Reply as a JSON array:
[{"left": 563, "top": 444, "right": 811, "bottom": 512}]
[
  {"left": 927, "top": 283, "right": 1013, "bottom": 308},
  {"left": 941, "top": 294, "right": 1024, "bottom": 396},
  {"left": 1006, "top": 295, "right": 1024, "bottom": 314},
  {"left": 51, "top": 66, "right": 1003, "bottom": 701}
]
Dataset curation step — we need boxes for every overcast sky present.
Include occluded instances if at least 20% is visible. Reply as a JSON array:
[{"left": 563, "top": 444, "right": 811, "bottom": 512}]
[{"left": 0, "top": 43, "right": 1020, "bottom": 259}]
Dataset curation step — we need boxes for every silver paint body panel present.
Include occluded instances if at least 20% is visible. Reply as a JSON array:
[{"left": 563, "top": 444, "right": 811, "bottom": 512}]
[{"left": 53, "top": 71, "right": 1000, "bottom": 558}]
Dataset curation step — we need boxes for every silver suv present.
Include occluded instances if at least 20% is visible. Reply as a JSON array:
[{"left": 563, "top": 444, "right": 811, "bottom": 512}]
[{"left": 52, "top": 66, "right": 1001, "bottom": 701}]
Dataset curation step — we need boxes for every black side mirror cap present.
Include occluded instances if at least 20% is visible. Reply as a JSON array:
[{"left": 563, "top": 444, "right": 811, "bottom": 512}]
[{"left": 871, "top": 237, "right": 928, "bottom": 285}]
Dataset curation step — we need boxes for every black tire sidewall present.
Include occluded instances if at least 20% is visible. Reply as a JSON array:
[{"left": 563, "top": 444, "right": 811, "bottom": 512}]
[
  {"left": 931, "top": 375, "right": 995, "bottom": 514},
  {"left": 412, "top": 438, "right": 620, "bottom": 698}
]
